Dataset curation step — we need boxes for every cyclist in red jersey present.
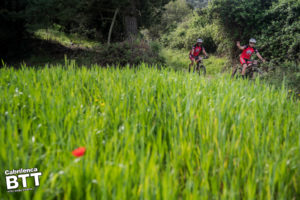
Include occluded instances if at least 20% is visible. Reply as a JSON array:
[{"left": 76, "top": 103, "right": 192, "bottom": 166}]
[
  {"left": 189, "top": 39, "right": 208, "bottom": 72},
  {"left": 236, "top": 38, "right": 266, "bottom": 78}
]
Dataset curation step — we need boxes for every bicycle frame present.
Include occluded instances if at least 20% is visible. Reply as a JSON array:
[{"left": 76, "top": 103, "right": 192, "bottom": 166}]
[
  {"left": 239, "top": 60, "right": 262, "bottom": 78},
  {"left": 193, "top": 58, "right": 206, "bottom": 75}
]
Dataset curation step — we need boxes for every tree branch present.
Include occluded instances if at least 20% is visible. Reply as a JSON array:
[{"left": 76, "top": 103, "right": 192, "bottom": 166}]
[{"left": 107, "top": 7, "right": 119, "bottom": 45}]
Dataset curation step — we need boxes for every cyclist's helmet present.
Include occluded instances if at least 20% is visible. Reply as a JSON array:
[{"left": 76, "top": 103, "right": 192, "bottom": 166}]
[
  {"left": 249, "top": 38, "right": 257, "bottom": 43},
  {"left": 197, "top": 39, "right": 203, "bottom": 43}
]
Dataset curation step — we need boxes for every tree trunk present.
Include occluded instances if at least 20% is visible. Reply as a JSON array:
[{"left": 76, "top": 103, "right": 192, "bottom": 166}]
[
  {"left": 124, "top": 0, "right": 138, "bottom": 39},
  {"left": 125, "top": 16, "right": 138, "bottom": 38}
]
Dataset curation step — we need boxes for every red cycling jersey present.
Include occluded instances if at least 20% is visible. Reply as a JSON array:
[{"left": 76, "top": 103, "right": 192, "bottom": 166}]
[
  {"left": 240, "top": 45, "right": 258, "bottom": 60},
  {"left": 191, "top": 45, "right": 204, "bottom": 57}
]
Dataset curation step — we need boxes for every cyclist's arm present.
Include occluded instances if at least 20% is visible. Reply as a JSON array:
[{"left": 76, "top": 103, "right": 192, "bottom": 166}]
[
  {"left": 237, "top": 41, "right": 245, "bottom": 50},
  {"left": 256, "top": 52, "right": 266, "bottom": 63},
  {"left": 191, "top": 49, "right": 195, "bottom": 56},
  {"left": 203, "top": 48, "right": 208, "bottom": 57}
]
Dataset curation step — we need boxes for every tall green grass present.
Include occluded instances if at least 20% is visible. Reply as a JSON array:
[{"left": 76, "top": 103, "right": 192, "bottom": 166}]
[{"left": 0, "top": 63, "right": 299, "bottom": 200}]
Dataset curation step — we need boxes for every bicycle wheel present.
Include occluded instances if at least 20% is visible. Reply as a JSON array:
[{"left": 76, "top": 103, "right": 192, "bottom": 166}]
[
  {"left": 232, "top": 65, "right": 241, "bottom": 79},
  {"left": 231, "top": 67, "right": 237, "bottom": 78},
  {"left": 195, "top": 62, "right": 200, "bottom": 75},
  {"left": 234, "top": 66, "right": 243, "bottom": 79},
  {"left": 200, "top": 65, "right": 206, "bottom": 76},
  {"left": 252, "top": 67, "right": 263, "bottom": 79}
]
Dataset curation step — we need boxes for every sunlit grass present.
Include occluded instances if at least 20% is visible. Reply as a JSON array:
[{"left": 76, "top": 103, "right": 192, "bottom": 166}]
[
  {"left": 0, "top": 62, "right": 299, "bottom": 200},
  {"left": 34, "top": 29, "right": 101, "bottom": 49}
]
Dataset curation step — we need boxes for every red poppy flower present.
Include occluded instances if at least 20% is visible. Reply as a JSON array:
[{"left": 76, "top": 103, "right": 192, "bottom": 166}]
[{"left": 72, "top": 147, "right": 86, "bottom": 157}]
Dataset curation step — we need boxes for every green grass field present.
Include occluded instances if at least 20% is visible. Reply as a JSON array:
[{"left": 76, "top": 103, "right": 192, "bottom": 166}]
[{"left": 0, "top": 63, "right": 299, "bottom": 200}]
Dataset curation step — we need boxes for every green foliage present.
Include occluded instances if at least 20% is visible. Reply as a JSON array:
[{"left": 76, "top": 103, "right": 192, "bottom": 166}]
[
  {"left": 0, "top": 65, "right": 299, "bottom": 199},
  {"left": 209, "top": 0, "right": 269, "bottom": 40},
  {"left": 187, "top": 0, "right": 210, "bottom": 8},
  {"left": 208, "top": 0, "right": 268, "bottom": 59},
  {"left": 161, "top": 12, "right": 219, "bottom": 53},
  {"left": 1, "top": 0, "right": 173, "bottom": 51},
  {"left": 146, "top": 0, "right": 192, "bottom": 39},
  {"left": 258, "top": 0, "right": 300, "bottom": 62},
  {"left": 7, "top": 28, "right": 165, "bottom": 67},
  {"left": 161, "top": 0, "right": 192, "bottom": 33},
  {"left": 208, "top": 0, "right": 299, "bottom": 62},
  {"left": 26, "top": 0, "right": 62, "bottom": 30},
  {"left": 149, "top": 41, "right": 162, "bottom": 53},
  {"left": 98, "top": 39, "right": 165, "bottom": 66}
]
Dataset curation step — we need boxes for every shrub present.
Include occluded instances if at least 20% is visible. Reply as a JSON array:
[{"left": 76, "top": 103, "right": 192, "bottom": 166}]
[
  {"left": 161, "top": 12, "right": 219, "bottom": 53},
  {"left": 257, "top": 0, "right": 300, "bottom": 62},
  {"left": 98, "top": 39, "right": 165, "bottom": 66},
  {"left": 146, "top": 0, "right": 193, "bottom": 39}
]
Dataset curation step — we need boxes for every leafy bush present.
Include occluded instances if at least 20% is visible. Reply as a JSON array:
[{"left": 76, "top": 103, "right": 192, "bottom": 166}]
[
  {"left": 98, "top": 39, "right": 165, "bottom": 66},
  {"left": 160, "top": 0, "right": 192, "bottom": 32},
  {"left": 161, "top": 12, "right": 219, "bottom": 53},
  {"left": 258, "top": 0, "right": 300, "bottom": 62},
  {"left": 146, "top": 0, "right": 193, "bottom": 39},
  {"left": 208, "top": 0, "right": 299, "bottom": 62},
  {"left": 187, "top": 0, "right": 210, "bottom": 8}
]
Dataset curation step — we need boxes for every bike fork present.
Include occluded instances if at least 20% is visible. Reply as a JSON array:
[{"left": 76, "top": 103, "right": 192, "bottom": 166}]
[{"left": 194, "top": 63, "right": 199, "bottom": 74}]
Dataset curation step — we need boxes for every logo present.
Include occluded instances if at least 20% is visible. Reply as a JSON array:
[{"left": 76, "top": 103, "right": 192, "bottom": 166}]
[
  {"left": 5, "top": 168, "right": 42, "bottom": 193},
  {"left": 246, "top": 50, "right": 252, "bottom": 55}
]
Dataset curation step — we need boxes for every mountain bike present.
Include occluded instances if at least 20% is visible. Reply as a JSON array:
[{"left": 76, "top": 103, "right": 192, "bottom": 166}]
[
  {"left": 190, "top": 56, "right": 208, "bottom": 76},
  {"left": 232, "top": 60, "right": 263, "bottom": 79}
]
